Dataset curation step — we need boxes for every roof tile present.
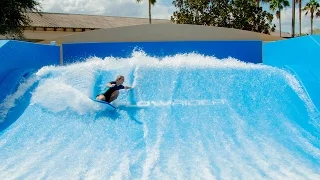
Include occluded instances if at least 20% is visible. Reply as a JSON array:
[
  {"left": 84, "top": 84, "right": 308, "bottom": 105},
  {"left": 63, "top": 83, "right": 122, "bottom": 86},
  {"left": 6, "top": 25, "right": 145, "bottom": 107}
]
[{"left": 25, "top": 12, "right": 172, "bottom": 29}]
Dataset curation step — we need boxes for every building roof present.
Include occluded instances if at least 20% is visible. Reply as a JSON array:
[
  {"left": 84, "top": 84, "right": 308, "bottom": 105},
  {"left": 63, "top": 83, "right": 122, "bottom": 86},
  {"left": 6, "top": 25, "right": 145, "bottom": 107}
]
[
  {"left": 25, "top": 12, "right": 172, "bottom": 29},
  {"left": 0, "top": 12, "right": 285, "bottom": 43}
]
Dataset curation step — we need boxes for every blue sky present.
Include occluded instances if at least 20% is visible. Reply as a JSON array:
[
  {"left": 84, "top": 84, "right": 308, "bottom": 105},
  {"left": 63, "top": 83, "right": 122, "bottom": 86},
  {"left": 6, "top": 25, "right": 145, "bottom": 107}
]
[{"left": 38, "top": 0, "right": 320, "bottom": 34}]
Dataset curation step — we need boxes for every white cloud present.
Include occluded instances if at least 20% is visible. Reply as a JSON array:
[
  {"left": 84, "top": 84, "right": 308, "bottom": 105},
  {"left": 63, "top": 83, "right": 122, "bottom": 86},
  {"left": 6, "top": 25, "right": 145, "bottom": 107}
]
[
  {"left": 37, "top": 0, "right": 174, "bottom": 19},
  {"left": 270, "top": 7, "right": 320, "bottom": 34}
]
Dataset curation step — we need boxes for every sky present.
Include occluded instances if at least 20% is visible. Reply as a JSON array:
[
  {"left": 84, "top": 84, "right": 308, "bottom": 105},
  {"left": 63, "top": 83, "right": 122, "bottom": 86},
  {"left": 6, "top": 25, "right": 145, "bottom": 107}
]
[{"left": 37, "top": 0, "right": 320, "bottom": 34}]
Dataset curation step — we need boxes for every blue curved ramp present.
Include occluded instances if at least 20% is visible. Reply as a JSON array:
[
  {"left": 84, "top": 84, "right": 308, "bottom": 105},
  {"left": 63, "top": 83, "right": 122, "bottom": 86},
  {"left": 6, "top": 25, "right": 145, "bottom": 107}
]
[
  {"left": 0, "top": 40, "right": 59, "bottom": 103},
  {"left": 284, "top": 65, "right": 320, "bottom": 109},
  {"left": 264, "top": 35, "right": 320, "bottom": 111},
  {"left": 0, "top": 69, "right": 34, "bottom": 103},
  {"left": 0, "top": 54, "right": 319, "bottom": 179}
]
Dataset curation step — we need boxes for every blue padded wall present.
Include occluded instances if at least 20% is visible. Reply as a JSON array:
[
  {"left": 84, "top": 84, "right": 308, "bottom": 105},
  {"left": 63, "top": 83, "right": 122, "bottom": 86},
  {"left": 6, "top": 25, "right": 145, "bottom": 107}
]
[
  {"left": 62, "top": 41, "right": 262, "bottom": 64},
  {"left": 263, "top": 35, "right": 320, "bottom": 111},
  {"left": 0, "top": 40, "right": 60, "bottom": 103}
]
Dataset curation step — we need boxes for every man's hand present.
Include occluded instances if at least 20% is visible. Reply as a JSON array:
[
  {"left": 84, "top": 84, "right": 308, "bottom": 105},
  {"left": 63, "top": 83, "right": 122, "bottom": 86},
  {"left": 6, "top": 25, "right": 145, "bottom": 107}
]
[{"left": 107, "top": 83, "right": 115, "bottom": 88}]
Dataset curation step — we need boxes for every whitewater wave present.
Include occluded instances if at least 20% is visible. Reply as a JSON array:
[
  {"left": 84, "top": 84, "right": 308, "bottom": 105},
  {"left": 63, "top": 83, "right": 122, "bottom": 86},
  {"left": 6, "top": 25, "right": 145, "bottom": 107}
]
[{"left": 1, "top": 50, "right": 318, "bottom": 123}]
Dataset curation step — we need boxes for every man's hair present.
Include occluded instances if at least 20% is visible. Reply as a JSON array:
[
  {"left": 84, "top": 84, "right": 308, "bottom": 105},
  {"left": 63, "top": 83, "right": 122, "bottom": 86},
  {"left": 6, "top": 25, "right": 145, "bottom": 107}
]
[{"left": 116, "top": 75, "right": 124, "bottom": 80}]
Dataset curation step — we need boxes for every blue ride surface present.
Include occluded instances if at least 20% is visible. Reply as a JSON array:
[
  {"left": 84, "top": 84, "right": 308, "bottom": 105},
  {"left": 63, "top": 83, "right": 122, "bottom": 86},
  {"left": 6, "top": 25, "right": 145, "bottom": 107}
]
[
  {"left": 0, "top": 39, "right": 319, "bottom": 179},
  {"left": 0, "top": 40, "right": 60, "bottom": 104},
  {"left": 264, "top": 35, "right": 320, "bottom": 111}
]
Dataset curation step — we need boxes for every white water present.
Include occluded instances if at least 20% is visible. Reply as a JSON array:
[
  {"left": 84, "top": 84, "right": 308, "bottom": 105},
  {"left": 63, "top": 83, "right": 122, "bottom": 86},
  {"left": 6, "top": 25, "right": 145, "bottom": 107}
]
[{"left": 0, "top": 51, "right": 319, "bottom": 179}]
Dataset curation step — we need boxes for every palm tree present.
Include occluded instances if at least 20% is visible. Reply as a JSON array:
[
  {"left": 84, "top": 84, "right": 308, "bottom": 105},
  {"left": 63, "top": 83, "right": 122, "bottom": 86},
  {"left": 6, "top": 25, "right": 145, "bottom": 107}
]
[
  {"left": 254, "top": 0, "right": 271, "bottom": 7},
  {"left": 302, "top": 0, "right": 320, "bottom": 34},
  {"left": 296, "top": 0, "right": 303, "bottom": 36},
  {"left": 269, "top": 0, "right": 290, "bottom": 37},
  {"left": 292, "top": 0, "right": 296, "bottom": 37},
  {"left": 136, "top": 0, "right": 157, "bottom": 24}
]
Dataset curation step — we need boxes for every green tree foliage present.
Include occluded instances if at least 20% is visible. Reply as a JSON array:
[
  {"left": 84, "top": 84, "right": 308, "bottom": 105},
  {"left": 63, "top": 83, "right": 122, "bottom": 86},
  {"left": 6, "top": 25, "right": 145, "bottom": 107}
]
[
  {"left": 250, "top": 0, "right": 270, "bottom": 7},
  {"left": 303, "top": 0, "right": 320, "bottom": 34},
  {"left": 0, "top": 0, "right": 41, "bottom": 39},
  {"left": 171, "top": 0, "right": 275, "bottom": 34},
  {"left": 269, "top": 0, "right": 290, "bottom": 36}
]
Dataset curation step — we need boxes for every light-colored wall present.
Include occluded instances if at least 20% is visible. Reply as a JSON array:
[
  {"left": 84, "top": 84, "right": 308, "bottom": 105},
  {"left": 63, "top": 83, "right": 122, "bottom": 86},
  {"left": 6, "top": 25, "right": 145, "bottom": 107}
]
[
  {"left": 0, "top": 29, "right": 92, "bottom": 43},
  {"left": 24, "top": 30, "right": 79, "bottom": 41},
  {"left": 44, "top": 24, "right": 284, "bottom": 44},
  {"left": 0, "top": 24, "right": 284, "bottom": 44}
]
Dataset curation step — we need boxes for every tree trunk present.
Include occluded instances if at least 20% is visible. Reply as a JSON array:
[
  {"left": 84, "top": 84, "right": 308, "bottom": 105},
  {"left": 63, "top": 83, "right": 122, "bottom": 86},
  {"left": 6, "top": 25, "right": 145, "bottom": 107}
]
[
  {"left": 299, "top": 0, "right": 301, "bottom": 36},
  {"left": 311, "top": 13, "right": 313, "bottom": 34},
  {"left": 149, "top": 0, "right": 152, "bottom": 24},
  {"left": 292, "top": 0, "right": 295, "bottom": 37},
  {"left": 279, "top": 10, "right": 282, "bottom": 37}
]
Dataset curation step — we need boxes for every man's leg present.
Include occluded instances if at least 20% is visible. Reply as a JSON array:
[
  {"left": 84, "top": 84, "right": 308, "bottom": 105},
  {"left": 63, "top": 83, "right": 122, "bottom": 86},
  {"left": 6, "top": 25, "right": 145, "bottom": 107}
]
[
  {"left": 96, "top": 94, "right": 106, "bottom": 101},
  {"left": 109, "top": 90, "right": 119, "bottom": 102}
]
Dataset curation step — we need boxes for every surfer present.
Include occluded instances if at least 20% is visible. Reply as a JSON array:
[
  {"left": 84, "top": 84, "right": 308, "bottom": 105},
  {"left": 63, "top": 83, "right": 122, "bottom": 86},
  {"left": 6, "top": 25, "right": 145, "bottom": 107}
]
[{"left": 96, "top": 75, "right": 132, "bottom": 103}]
